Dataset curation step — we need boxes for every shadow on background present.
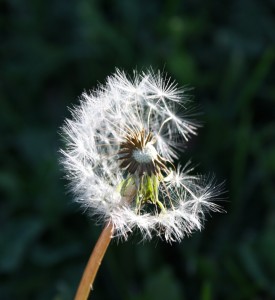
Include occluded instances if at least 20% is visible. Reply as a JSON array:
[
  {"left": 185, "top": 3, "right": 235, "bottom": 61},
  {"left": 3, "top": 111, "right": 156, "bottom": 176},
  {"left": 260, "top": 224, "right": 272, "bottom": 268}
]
[{"left": 1, "top": 1, "right": 275, "bottom": 299}]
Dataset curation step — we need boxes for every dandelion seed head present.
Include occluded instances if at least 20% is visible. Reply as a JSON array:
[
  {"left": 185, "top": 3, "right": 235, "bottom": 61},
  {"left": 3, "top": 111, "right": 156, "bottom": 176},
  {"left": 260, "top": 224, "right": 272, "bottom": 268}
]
[{"left": 60, "top": 68, "right": 224, "bottom": 242}]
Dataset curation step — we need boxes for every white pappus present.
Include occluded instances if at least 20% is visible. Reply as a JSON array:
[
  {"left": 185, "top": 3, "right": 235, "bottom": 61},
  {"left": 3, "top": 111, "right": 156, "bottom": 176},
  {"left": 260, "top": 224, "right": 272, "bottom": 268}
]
[{"left": 60, "top": 69, "right": 224, "bottom": 242}]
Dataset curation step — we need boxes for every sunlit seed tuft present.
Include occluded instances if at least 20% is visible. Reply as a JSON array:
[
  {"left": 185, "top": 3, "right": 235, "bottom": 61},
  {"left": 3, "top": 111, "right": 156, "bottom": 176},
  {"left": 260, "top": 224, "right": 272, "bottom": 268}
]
[{"left": 60, "top": 68, "right": 224, "bottom": 242}]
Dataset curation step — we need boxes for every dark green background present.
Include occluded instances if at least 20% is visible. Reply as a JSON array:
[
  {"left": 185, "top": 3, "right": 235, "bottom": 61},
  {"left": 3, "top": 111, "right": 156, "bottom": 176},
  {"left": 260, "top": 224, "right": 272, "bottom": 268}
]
[{"left": 1, "top": 0, "right": 275, "bottom": 299}]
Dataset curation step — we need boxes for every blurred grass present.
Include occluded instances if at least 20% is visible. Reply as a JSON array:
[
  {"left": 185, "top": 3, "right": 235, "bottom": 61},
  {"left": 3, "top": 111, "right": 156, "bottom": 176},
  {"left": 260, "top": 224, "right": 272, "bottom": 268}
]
[{"left": 1, "top": 0, "right": 275, "bottom": 299}]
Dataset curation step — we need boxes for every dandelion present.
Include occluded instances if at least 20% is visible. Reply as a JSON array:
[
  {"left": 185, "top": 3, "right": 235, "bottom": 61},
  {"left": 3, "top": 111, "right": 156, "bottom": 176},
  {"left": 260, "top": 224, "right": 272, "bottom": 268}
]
[{"left": 60, "top": 69, "right": 224, "bottom": 299}]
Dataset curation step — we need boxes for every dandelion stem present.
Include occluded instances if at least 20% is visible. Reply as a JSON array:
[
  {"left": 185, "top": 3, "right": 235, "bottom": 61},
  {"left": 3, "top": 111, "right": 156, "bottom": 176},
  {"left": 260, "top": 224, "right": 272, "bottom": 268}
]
[{"left": 74, "top": 222, "right": 113, "bottom": 300}]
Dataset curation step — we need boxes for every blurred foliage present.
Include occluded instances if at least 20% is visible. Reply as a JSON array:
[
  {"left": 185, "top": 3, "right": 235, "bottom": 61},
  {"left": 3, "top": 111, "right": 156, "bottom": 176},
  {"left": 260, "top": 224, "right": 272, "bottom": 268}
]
[{"left": 1, "top": 0, "right": 275, "bottom": 299}]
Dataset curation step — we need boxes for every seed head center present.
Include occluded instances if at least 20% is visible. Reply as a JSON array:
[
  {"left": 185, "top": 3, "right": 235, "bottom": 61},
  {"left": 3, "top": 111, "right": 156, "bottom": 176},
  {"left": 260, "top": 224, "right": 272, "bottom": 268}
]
[
  {"left": 118, "top": 129, "right": 169, "bottom": 176},
  {"left": 132, "top": 143, "right": 158, "bottom": 163}
]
